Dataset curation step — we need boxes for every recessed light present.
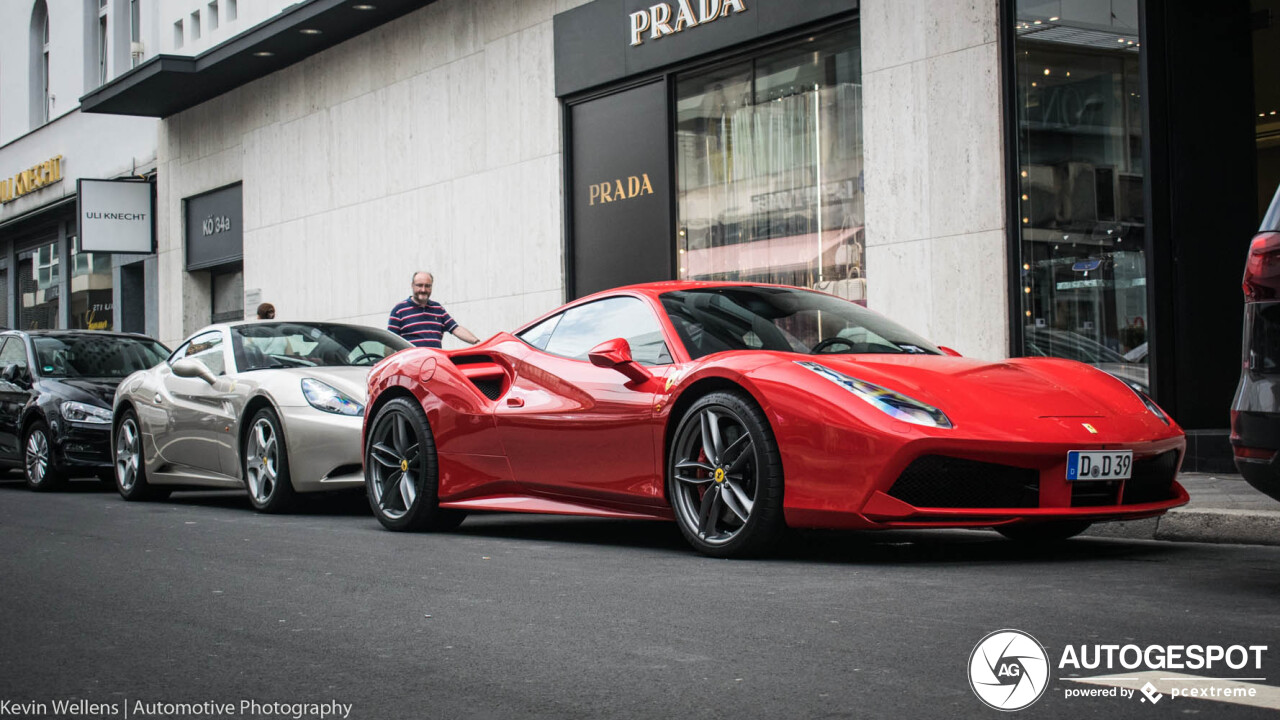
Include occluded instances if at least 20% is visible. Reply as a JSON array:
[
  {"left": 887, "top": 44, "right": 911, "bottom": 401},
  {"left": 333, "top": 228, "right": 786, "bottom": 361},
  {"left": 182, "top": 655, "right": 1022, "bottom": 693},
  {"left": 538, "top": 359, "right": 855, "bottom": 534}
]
[
  {"left": 300, "top": 28, "right": 322, "bottom": 35},
  {"left": 352, "top": 3, "right": 376, "bottom": 9},
  {"left": 253, "top": 51, "right": 274, "bottom": 57}
]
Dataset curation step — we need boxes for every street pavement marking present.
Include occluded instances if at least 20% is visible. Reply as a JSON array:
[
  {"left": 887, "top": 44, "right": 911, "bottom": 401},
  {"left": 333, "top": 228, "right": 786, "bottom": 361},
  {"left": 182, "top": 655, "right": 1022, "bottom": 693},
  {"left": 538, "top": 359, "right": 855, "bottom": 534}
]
[{"left": 1066, "top": 671, "right": 1280, "bottom": 710}]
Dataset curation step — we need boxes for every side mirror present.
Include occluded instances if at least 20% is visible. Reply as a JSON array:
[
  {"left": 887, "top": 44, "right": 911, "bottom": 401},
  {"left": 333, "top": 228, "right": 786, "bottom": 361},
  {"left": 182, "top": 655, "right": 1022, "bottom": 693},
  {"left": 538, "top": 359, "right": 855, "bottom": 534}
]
[
  {"left": 588, "top": 338, "right": 654, "bottom": 384},
  {"left": 171, "top": 358, "right": 218, "bottom": 386},
  {"left": 1, "top": 363, "right": 16, "bottom": 382},
  {"left": 938, "top": 345, "right": 963, "bottom": 357}
]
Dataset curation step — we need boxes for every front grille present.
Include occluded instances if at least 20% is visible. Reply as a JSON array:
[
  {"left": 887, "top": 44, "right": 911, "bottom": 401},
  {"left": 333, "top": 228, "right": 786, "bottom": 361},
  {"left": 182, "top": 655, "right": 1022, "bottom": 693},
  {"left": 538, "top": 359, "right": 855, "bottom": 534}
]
[
  {"left": 1071, "top": 480, "right": 1121, "bottom": 507},
  {"left": 1122, "top": 450, "right": 1179, "bottom": 504},
  {"left": 888, "top": 455, "right": 1039, "bottom": 509}
]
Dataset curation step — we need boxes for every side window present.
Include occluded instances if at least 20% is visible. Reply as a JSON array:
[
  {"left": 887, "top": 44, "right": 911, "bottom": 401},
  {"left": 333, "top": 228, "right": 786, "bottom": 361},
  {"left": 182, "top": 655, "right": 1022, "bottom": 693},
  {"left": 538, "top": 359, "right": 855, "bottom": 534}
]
[
  {"left": 517, "top": 314, "right": 562, "bottom": 351},
  {"left": 543, "top": 297, "right": 671, "bottom": 365},
  {"left": 0, "top": 338, "right": 28, "bottom": 368},
  {"left": 172, "top": 331, "right": 225, "bottom": 375}
]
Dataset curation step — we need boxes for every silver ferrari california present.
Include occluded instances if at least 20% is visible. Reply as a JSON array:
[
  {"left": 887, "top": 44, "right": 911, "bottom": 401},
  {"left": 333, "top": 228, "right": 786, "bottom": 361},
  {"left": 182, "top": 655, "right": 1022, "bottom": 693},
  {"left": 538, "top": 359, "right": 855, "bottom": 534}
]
[{"left": 111, "top": 321, "right": 410, "bottom": 512}]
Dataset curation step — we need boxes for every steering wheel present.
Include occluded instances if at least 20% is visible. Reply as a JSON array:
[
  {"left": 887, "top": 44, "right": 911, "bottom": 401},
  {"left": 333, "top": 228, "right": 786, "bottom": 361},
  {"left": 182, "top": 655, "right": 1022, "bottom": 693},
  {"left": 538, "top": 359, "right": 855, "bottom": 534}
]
[
  {"left": 810, "top": 337, "right": 859, "bottom": 354},
  {"left": 350, "top": 352, "right": 383, "bottom": 366}
]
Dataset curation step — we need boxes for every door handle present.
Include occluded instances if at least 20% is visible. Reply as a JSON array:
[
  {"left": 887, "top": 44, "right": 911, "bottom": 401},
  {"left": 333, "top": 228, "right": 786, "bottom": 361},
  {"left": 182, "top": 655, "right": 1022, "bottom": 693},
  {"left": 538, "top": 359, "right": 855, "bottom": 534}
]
[
  {"left": 154, "top": 393, "right": 163, "bottom": 405},
  {"left": 506, "top": 397, "right": 524, "bottom": 408}
]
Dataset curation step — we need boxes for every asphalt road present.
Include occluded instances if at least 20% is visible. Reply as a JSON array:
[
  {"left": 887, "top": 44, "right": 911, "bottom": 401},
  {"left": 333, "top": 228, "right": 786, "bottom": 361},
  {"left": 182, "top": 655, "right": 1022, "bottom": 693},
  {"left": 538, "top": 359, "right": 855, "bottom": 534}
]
[{"left": 1, "top": 477, "right": 1278, "bottom": 720}]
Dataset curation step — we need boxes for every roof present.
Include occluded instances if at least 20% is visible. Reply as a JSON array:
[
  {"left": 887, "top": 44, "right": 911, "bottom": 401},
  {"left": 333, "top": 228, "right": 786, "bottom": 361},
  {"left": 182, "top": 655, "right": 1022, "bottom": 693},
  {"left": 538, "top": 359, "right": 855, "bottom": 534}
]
[{"left": 80, "top": 0, "right": 438, "bottom": 118}]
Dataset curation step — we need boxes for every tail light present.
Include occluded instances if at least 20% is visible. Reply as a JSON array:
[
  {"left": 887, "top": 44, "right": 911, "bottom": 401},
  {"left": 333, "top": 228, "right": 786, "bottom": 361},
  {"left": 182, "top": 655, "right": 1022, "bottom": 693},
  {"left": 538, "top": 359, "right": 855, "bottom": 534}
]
[
  {"left": 1243, "top": 231, "right": 1280, "bottom": 301},
  {"left": 1233, "top": 445, "right": 1277, "bottom": 461}
]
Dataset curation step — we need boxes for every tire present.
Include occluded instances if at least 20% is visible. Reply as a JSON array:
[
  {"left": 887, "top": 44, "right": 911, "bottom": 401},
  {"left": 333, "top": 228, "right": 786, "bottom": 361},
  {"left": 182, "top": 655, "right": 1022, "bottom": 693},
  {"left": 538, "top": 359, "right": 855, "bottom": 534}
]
[
  {"left": 114, "top": 409, "right": 170, "bottom": 501},
  {"left": 24, "top": 420, "right": 66, "bottom": 491},
  {"left": 243, "top": 407, "right": 298, "bottom": 514},
  {"left": 667, "top": 390, "right": 785, "bottom": 558},
  {"left": 365, "top": 397, "right": 464, "bottom": 532},
  {"left": 996, "top": 520, "right": 1092, "bottom": 543}
]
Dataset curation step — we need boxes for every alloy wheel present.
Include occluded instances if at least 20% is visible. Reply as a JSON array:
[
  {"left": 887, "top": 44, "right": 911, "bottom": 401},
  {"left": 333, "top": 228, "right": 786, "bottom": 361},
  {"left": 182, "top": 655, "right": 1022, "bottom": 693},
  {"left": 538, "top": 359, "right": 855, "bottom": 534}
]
[
  {"left": 25, "top": 428, "right": 50, "bottom": 487},
  {"left": 116, "top": 417, "right": 142, "bottom": 492},
  {"left": 670, "top": 404, "right": 760, "bottom": 547},
  {"left": 245, "top": 417, "right": 280, "bottom": 504},
  {"left": 368, "top": 408, "right": 419, "bottom": 520}
]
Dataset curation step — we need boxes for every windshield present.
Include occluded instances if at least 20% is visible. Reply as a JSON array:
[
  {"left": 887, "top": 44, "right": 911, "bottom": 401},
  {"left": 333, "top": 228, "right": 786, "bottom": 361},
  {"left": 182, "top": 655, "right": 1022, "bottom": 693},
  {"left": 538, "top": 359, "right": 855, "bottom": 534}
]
[
  {"left": 33, "top": 335, "right": 169, "bottom": 378},
  {"left": 660, "top": 287, "right": 942, "bottom": 359},
  {"left": 231, "top": 323, "right": 411, "bottom": 370}
]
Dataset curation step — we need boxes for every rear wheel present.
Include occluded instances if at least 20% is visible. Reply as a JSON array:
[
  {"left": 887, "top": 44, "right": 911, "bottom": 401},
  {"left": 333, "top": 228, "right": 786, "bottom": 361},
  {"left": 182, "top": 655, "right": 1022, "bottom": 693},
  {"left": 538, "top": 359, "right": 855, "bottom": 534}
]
[
  {"left": 365, "top": 397, "right": 464, "bottom": 532},
  {"left": 996, "top": 520, "right": 1092, "bottom": 543},
  {"left": 667, "top": 391, "right": 785, "bottom": 558},
  {"left": 244, "top": 407, "right": 297, "bottom": 514},
  {"left": 115, "top": 410, "right": 170, "bottom": 501},
  {"left": 24, "top": 420, "right": 65, "bottom": 491}
]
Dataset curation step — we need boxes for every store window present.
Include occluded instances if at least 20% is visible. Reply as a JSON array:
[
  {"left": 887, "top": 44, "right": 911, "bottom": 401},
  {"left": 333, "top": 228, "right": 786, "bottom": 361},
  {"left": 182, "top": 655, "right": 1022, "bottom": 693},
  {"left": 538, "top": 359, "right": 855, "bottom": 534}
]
[
  {"left": 69, "top": 241, "right": 113, "bottom": 330},
  {"left": 675, "top": 26, "right": 864, "bottom": 302},
  {"left": 1011, "top": 0, "right": 1149, "bottom": 392},
  {"left": 18, "top": 242, "right": 59, "bottom": 330}
]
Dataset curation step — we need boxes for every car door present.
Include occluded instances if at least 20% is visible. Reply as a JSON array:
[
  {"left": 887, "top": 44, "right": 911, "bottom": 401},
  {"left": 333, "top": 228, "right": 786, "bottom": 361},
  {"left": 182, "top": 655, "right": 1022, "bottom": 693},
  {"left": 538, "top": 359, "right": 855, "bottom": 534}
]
[
  {"left": 0, "top": 336, "right": 33, "bottom": 461},
  {"left": 150, "top": 330, "right": 233, "bottom": 477},
  {"left": 495, "top": 296, "right": 674, "bottom": 508}
]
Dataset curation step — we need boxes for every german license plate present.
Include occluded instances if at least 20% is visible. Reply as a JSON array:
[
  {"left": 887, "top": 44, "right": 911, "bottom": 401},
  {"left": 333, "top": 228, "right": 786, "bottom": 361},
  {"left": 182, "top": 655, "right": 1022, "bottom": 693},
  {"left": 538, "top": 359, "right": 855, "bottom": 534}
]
[{"left": 1067, "top": 450, "right": 1133, "bottom": 481}]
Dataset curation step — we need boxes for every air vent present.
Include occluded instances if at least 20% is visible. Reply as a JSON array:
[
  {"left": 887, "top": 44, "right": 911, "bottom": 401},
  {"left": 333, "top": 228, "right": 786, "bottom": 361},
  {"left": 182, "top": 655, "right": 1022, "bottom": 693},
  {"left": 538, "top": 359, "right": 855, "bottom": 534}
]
[
  {"left": 888, "top": 455, "right": 1039, "bottom": 509},
  {"left": 450, "top": 355, "right": 508, "bottom": 402}
]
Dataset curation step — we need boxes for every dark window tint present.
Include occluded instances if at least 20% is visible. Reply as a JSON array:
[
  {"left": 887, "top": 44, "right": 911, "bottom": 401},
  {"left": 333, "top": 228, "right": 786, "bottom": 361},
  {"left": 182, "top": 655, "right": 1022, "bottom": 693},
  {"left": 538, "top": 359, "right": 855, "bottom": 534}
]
[
  {"left": 1249, "top": 302, "right": 1280, "bottom": 374},
  {"left": 33, "top": 335, "right": 169, "bottom": 378},
  {"left": 1261, "top": 184, "right": 1280, "bottom": 233},
  {"left": 542, "top": 297, "right": 671, "bottom": 365},
  {"left": 662, "top": 286, "right": 941, "bottom": 359}
]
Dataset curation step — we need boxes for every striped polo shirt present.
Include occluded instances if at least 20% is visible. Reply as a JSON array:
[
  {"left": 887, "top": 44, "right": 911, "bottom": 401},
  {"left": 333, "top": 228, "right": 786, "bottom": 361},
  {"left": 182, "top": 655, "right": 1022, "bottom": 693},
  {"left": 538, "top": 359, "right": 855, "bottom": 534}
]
[{"left": 387, "top": 298, "right": 459, "bottom": 348}]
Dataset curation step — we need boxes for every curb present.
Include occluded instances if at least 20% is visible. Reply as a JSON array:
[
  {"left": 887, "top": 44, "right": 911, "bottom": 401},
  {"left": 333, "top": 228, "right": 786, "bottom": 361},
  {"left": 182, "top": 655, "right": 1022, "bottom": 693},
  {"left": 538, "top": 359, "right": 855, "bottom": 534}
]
[{"left": 1085, "top": 508, "right": 1280, "bottom": 547}]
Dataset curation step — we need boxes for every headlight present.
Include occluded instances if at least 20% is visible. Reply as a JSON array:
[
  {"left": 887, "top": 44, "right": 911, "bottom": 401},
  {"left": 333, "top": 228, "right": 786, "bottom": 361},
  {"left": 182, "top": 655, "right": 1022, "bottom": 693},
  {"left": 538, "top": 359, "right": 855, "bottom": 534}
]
[
  {"left": 797, "top": 361, "right": 953, "bottom": 429},
  {"left": 61, "top": 401, "right": 112, "bottom": 424},
  {"left": 301, "top": 378, "right": 364, "bottom": 416},
  {"left": 1123, "top": 381, "right": 1170, "bottom": 425}
]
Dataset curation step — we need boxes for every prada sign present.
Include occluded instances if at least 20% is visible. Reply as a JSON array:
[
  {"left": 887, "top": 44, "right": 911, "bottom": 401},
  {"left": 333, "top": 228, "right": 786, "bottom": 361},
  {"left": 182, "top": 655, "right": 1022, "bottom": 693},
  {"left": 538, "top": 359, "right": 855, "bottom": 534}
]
[
  {"left": 1, "top": 155, "right": 63, "bottom": 204},
  {"left": 77, "top": 178, "right": 154, "bottom": 254},
  {"left": 629, "top": 0, "right": 747, "bottom": 46}
]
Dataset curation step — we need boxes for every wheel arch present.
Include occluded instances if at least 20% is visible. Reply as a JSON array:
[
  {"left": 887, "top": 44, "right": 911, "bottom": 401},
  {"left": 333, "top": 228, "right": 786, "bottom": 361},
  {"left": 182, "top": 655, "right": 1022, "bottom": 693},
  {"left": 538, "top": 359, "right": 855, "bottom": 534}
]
[{"left": 662, "top": 376, "right": 770, "bottom": 501}]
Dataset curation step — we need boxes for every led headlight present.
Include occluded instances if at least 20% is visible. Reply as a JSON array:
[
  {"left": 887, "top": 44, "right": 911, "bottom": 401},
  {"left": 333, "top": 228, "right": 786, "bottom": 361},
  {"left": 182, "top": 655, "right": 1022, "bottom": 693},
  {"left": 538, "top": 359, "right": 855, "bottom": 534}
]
[
  {"left": 1123, "top": 381, "right": 1170, "bottom": 425},
  {"left": 301, "top": 378, "right": 364, "bottom": 416},
  {"left": 61, "top": 401, "right": 112, "bottom": 424},
  {"left": 797, "top": 361, "right": 953, "bottom": 429}
]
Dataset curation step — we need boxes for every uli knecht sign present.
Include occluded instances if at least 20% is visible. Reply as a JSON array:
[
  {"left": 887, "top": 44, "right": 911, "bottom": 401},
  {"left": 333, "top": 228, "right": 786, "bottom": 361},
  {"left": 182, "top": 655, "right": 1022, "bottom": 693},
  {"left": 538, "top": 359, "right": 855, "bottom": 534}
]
[{"left": 77, "top": 178, "right": 154, "bottom": 254}]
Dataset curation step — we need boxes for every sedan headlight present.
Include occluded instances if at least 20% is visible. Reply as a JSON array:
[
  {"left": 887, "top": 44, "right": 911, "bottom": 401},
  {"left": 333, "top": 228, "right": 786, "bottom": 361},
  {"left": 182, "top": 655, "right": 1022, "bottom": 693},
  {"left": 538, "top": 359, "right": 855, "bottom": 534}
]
[
  {"left": 61, "top": 401, "right": 112, "bottom": 424},
  {"left": 797, "top": 361, "right": 953, "bottom": 429},
  {"left": 301, "top": 378, "right": 364, "bottom": 416}
]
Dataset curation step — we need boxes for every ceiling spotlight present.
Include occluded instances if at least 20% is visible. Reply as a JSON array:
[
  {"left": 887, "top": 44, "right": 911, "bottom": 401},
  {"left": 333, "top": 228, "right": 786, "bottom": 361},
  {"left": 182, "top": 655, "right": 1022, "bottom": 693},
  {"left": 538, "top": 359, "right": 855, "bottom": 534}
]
[
  {"left": 1049, "top": 16, "right": 1059, "bottom": 21},
  {"left": 352, "top": 3, "right": 376, "bottom": 9},
  {"left": 253, "top": 51, "right": 274, "bottom": 57},
  {"left": 300, "top": 28, "right": 322, "bottom": 35}
]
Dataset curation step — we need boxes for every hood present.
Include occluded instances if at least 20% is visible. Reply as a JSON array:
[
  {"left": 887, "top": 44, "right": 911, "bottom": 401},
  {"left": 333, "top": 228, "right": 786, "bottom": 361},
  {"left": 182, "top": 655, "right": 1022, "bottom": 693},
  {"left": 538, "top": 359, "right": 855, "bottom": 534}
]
[
  {"left": 41, "top": 377, "right": 121, "bottom": 408},
  {"left": 787, "top": 354, "right": 1149, "bottom": 422}
]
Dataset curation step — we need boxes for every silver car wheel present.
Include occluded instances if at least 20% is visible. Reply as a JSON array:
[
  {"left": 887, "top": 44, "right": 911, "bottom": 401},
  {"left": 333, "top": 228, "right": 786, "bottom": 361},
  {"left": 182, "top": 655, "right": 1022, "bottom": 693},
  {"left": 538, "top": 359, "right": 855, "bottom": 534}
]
[
  {"left": 245, "top": 417, "right": 280, "bottom": 504},
  {"left": 115, "top": 417, "right": 142, "bottom": 492},
  {"left": 368, "top": 409, "right": 419, "bottom": 521},
  {"left": 25, "top": 427, "right": 49, "bottom": 486}
]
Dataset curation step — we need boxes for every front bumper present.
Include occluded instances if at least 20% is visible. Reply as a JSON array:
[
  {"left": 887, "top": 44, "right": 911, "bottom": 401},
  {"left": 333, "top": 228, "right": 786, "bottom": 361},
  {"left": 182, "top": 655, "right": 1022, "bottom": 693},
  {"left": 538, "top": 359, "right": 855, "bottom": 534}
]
[
  {"left": 51, "top": 420, "right": 113, "bottom": 471},
  {"left": 277, "top": 405, "right": 365, "bottom": 492}
]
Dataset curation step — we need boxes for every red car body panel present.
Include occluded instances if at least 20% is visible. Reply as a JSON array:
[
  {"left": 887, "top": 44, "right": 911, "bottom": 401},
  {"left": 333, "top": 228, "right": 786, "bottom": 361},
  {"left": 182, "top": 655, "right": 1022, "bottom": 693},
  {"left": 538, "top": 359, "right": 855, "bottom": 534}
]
[{"left": 365, "top": 281, "right": 1188, "bottom": 531}]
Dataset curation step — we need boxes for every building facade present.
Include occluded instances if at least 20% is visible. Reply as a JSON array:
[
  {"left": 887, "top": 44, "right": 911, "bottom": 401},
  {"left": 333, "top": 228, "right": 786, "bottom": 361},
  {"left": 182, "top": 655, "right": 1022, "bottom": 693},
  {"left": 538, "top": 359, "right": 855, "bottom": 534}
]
[{"left": 80, "top": 0, "right": 1272, "bottom": 470}]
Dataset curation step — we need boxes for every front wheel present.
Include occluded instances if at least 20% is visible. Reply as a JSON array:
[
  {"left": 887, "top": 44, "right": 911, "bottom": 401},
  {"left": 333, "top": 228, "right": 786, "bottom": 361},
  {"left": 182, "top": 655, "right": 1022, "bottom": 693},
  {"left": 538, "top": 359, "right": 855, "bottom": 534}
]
[
  {"left": 667, "top": 391, "right": 785, "bottom": 558},
  {"left": 365, "top": 397, "right": 464, "bottom": 532},
  {"left": 24, "top": 420, "right": 66, "bottom": 491},
  {"left": 244, "top": 407, "right": 297, "bottom": 514},
  {"left": 115, "top": 409, "right": 170, "bottom": 501},
  {"left": 995, "top": 520, "right": 1092, "bottom": 543}
]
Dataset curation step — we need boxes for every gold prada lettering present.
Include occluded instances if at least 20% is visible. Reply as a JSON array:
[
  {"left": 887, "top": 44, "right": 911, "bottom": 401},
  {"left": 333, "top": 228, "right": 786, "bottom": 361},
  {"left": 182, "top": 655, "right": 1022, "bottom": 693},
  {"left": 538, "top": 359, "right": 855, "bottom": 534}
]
[
  {"left": 629, "top": 0, "right": 746, "bottom": 46},
  {"left": 588, "top": 174, "right": 654, "bottom": 206},
  {"left": 1, "top": 154, "right": 64, "bottom": 204}
]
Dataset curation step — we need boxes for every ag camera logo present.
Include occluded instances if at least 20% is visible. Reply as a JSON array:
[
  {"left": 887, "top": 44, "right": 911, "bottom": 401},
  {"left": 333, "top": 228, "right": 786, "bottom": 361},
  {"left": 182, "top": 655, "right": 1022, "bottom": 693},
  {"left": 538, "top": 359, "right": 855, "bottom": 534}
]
[{"left": 969, "top": 629, "right": 1050, "bottom": 711}]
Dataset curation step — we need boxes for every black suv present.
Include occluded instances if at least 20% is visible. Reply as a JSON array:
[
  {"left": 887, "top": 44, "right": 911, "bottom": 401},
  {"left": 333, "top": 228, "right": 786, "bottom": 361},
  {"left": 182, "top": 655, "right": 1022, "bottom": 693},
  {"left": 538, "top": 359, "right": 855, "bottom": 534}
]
[
  {"left": 1231, "top": 185, "right": 1280, "bottom": 501},
  {"left": 0, "top": 330, "right": 168, "bottom": 490}
]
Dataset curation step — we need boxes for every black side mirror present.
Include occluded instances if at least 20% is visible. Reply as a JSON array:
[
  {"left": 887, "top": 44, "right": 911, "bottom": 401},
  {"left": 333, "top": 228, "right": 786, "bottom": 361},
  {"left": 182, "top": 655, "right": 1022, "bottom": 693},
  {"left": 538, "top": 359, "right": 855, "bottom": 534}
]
[
  {"left": 2, "top": 363, "right": 29, "bottom": 386},
  {"left": 0, "top": 364, "right": 14, "bottom": 382}
]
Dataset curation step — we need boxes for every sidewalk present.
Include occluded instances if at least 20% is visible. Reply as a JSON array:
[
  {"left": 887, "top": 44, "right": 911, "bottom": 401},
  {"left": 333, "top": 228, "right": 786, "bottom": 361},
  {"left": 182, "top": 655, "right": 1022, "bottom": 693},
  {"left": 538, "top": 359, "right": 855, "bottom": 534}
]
[{"left": 1085, "top": 472, "right": 1280, "bottom": 546}]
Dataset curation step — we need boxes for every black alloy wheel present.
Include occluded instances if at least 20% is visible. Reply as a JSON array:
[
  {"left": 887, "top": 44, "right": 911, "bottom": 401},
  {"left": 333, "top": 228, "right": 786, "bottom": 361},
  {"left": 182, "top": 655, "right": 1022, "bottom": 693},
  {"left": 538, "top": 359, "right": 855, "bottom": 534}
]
[
  {"left": 365, "top": 397, "right": 464, "bottom": 532},
  {"left": 114, "top": 409, "right": 170, "bottom": 501},
  {"left": 667, "top": 390, "right": 785, "bottom": 558},
  {"left": 24, "top": 420, "right": 66, "bottom": 491}
]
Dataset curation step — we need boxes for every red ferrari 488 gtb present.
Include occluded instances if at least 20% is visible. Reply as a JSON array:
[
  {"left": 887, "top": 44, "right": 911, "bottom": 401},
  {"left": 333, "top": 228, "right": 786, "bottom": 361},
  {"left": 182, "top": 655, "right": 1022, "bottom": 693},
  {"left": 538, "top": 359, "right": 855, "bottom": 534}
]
[{"left": 363, "top": 282, "right": 1187, "bottom": 557}]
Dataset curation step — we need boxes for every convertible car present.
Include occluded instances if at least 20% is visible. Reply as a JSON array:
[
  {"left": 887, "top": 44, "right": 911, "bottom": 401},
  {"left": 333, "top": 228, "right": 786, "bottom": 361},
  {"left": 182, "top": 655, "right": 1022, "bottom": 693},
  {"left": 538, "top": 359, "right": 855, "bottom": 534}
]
[
  {"left": 113, "top": 321, "right": 409, "bottom": 512},
  {"left": 362, "top": 282, "right": 1187, "bottom": 557}
]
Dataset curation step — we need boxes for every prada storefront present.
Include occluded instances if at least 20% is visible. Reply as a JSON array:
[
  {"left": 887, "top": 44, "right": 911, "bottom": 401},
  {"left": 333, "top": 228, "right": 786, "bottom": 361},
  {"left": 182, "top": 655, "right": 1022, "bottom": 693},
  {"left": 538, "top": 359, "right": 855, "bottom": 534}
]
[{"left": 555, "top": 0, "right": 863, "bottom": 302}]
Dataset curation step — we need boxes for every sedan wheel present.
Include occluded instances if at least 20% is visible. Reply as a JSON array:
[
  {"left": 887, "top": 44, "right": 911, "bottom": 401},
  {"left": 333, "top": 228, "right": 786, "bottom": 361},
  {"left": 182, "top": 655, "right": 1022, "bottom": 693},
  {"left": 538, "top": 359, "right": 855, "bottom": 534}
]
[
  {"left": 244, "top": 408, "right": 296, "bottom": 513},
  {"left": 667, "top": 391, "right": 784, "bottom": 558},
  {"left": 365, "top": 397, "right": 463, "bottom": 532},
  {"left": 114, "top": 409, "right": 169, "bottom": 501},
  {"left": 24, "top": 421, "right": 65, "bottom": 491}
]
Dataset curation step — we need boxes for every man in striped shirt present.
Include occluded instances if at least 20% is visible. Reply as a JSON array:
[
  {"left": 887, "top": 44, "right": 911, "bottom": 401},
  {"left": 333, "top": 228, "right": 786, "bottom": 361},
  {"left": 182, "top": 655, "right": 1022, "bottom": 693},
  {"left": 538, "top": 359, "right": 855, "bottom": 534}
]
[{"left": 387, "top": 271, "right": 480, "bottom": 348}]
